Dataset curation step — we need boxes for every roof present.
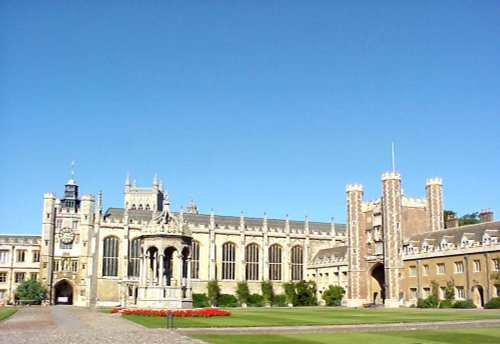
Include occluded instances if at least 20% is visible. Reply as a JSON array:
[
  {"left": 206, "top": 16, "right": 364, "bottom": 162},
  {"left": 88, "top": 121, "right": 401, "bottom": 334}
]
[
  {"left": 310, "top": 246, "right": 348, "bottom": 264},
  {"left": 407, "top": 221, "right": 500, "bottom": 247},
  {"left": 0, "top": 234, "right": 41, "bottom": 245},
  {"left": 103, "top": 208, "right": 346, "bottom": 235}
]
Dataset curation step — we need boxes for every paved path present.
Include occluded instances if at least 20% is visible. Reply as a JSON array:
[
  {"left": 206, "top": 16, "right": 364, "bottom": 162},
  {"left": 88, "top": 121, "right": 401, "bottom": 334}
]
[
  {"left": 0, "top": 306, "right": 204, "bottom": 344},
  {"left": 176, "top": 318, "right": 500, "bottom": 335}
]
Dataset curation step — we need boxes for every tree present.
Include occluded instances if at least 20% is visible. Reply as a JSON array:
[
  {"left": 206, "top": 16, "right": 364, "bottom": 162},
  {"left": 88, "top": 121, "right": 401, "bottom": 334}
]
[
  {"left": 207, "top": 280, "right": 220, "bottom": 307},
  {"left": 261, "top": 280, "right": 274, "bottom": 306},
  {"left": 283, "top": 282, "right": 296, "bottom": 306},
  {"left": 295, "top": 280, "right": 317, "bottom": 306},
  {"left": 322, "top": 285, "right": 345, "bottom": 306},
  {"left": 459, "top": 212, "right": 480, "bottom": 226},
  {"left": 236, "top": 281, "right": 250, "bottom": 306},
  {"left": 444, "top": 279, "right": 455, "bottom": 301},
  {"left": 15, "top": 278, "right": 47, "bottom": 304}
]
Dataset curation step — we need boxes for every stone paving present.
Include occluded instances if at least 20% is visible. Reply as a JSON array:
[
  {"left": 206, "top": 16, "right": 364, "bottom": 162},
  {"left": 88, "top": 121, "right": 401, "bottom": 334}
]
[{"left": 0, "top": 306, "right": 204, "bottom": 344}]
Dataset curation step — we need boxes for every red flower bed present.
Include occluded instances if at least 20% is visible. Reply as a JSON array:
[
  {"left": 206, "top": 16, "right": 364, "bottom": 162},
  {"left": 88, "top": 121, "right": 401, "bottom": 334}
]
[
  {"left": 121, "top": 308, "right": 231, "bottom": 317},
  {"left": 110, "top": 307, "right": 124, "bottom": 314}
]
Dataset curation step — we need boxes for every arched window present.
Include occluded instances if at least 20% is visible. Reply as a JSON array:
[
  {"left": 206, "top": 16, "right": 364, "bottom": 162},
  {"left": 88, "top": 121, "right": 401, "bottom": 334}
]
[
  {"left": 138, "top": 204, "right": 143, "bottom": 210},
  {"left": 269, "top": 244, "right": 282, "bottom": 281},
  {"left": 145, "top": 204, "right": 150, "bottom": 210},
  {"left": 128, "top": 238, "right": 141, "bottom": 277},
  {"left": 245, "top": 243, "right": 259, "bottom": 280},
  {"left": 103, "top": 236, "right": 119, "bottom": 277},
  {"left": 191, "top": 241, "right": 200, "bottom": 279},
  {"left": 131, "top": 204, "right": 136, "bottom": 210},
  {"left": 291, "top": 245, "right": 303, "bottom": 281},
  {"left": 222, "top": 242, "right": 236, "bottom": 280}
]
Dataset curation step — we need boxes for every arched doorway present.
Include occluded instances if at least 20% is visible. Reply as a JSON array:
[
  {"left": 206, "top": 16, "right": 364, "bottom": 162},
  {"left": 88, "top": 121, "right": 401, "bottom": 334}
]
[
  {"left": 472, "top": 285, "right": 485, "bottom": 307},
  {"left": 54, "top": 280, "right": 73, "bottom": 305},
  {"left": 370, "top": 263, "right": 385, "bottom": 304}
]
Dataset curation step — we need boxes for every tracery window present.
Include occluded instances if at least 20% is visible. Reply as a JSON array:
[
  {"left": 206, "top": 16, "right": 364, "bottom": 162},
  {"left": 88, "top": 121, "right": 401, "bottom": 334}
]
[
  {"left": 103, "top": 236, "right": 119, "bottom": 277},
  {"left": 222, "top": 242, "right": 236, "bottom": 280},
  {"left": 245, "top": 243, "right": 259, "bottom": 280},
  {"left": 291, "top": 245, "right": 303, "bottom": 281},
  {"left": 269, "top": 244, "right": 282, "bottom": 281},
  {"left": 128, "top": 238, "right": 141, "bottom": 277},
  {"left": 191, "top": 241, "right": 200, "bottom": 279}
]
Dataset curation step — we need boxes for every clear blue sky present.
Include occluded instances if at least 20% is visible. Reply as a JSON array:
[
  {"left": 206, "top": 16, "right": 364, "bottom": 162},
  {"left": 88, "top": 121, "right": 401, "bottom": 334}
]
[{"left": 1, "top": 1, "right": 499, "bottom": 234}]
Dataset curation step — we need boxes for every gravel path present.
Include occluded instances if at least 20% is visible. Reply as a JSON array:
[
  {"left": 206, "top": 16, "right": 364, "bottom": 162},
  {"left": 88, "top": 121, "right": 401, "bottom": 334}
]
[
  {"left": 0, "top": 306, "right": 204, "bottom": 344},
  {"left": 176, "top": 318, "right": 500, "bottom": 335}
]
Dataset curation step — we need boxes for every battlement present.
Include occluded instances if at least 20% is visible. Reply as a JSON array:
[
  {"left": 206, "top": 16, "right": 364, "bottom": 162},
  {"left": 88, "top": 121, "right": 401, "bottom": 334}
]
[
  {"left": 81, "top": 194, "right": 95, "bottom": 201},
  {"left": 425, "top": 177, "right": 442, "bottom": 186},
  {"left": 43, "top": 192, "right": 56, "bottom": 199},
  {"left": 381, "top": 171, "right": 401, "bottom": 181},
  {"left": 402, "top": 196, "right": 427, "bottom": 208},
  {"left": 346, "top": 184, "right": 363, "bottom": 192}
]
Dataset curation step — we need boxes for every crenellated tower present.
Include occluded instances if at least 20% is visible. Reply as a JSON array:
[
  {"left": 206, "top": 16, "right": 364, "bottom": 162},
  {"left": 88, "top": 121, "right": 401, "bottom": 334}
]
[
  {"left": 346, "top": 183, "right": 365, "bottom": 307},
  {"left": 425, "top": 177, "right": 444, "bottom": 231},
  {"left": 381, "top": 172, "right": 403, "bottom": 308}
]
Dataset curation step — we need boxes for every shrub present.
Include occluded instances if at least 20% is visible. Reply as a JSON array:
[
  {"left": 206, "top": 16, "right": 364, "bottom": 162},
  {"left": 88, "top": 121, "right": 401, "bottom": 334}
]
[
  {"left": 207, "top": 280, "right": 220, "bottom": 306},
  {"left": 248, "top": 293, "right": 264, "bottom": 307},
  {"left": 439, "top": 299, "right": 453, "bottom": 308},
  {"left": 15, "top": 278, "right": 47, "bottom": 304},
  {"left": 261, "top": 281, "right": 274, "bottom": 305},
  {"left": 273, "top": 294, "right": 287, "bottom": 307},
  {"left": 236, "top": 281, "right": 250, "bottom": 305},
  {"left": 295, "top": 280, "right": 317, "bottom": 306},
  {"left": 322, "top": 285, "right": 345, "bottom": 306},
  {"left": 417, "top": 295, "right": 439, "bottom": 308},
  {"left": 452, "top": 299, "right": 477, "bottom": 309},
  {"left": 444, "top": 279, "right": 455, "bottom": 301},
  {"left": 283, "top": 282, "right": 297, "bottom": 305},
  {"left": 193, "top": 293, "right": 209, "bottom": 308},
  {"left": 218, "top": 294, "right": 238, "bottom": 307},
  {"left": 484, "top": 297, "right": 500, "bottom": 309}
]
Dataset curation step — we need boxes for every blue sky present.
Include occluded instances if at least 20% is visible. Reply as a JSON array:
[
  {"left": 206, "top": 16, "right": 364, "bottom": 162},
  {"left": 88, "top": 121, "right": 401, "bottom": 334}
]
[{"left": 1, "top": 1, "right": 499, "bottom": 234}]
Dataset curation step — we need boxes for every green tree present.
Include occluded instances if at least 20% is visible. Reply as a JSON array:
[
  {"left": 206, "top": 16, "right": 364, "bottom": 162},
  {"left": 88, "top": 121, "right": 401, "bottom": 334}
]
[
  {"left": 459, "top": 212, "right": 480, "bottom": 226},
  {"left": 236, "top": 281, "right": 250, "bottom": 306},
  {"left": 295, "top": 280, "right": 317, "bottom": 306},
  {"left": 261, "top": 280, "right": 274, "bottom": 306},
  {"left": 207, "top": 280, "right": 220, "bottom": 307},
  {"left": 283, "top": 282, "right": 296, "bottom": 306},
  {"left": 444, "top": 279, "right": 455, "bottom": 301},
  {"left": 322, "top": 285, "right": 345, "bottom": 306},
  {"left": 430, "top": 280, "right": 439, "bottom": 298},
  {"left": 15, "top": 278, "right": 47, "bottom": 304}
]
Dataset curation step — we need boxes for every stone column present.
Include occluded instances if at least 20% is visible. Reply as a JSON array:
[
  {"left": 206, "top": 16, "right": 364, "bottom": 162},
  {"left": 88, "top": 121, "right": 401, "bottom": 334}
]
[
  {"left": 178, "top": 254, "right": 184, "bottom": 286},
  {"left": 187, "top": 257, "right": 192, "bottom": 297},
  {"left": 140, "top": 255, "right": 146, "bottom": 285},
  {"left": 159, "top": 254, "right": 164, "bottom": 287}
]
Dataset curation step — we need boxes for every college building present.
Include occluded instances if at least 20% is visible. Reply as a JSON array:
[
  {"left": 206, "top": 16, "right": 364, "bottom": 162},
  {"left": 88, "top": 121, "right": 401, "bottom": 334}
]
[{"left": 0, "top": 170, "right": 498, "bottom": 308}]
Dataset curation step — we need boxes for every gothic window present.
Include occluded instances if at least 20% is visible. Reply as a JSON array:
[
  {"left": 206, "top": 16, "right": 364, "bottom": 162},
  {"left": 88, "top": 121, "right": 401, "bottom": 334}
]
[
  {"left": 71, "top": 261, "right": 78, "bottom": 272},
  {"left": 132, "top": 204, "right": 136, "bottom": 210},
  {"left": 291, "top": 245, "right": 303, "bottom": 281},
  {"left": 437, "top": 263, "right": 445, "bottom": 274},
  {"left": 103, "top": 236, "right": 119, "bottom": 277},
  {"left": 128, "top": 238, "right": 141, "bottom": 277},
  {"left": 145, "top": 204, "right": 150, "bottom": 210},
  {"left": 191, "top": 241, "right": 200, "bottom": 279},
  {"left": 138, "top": 204, "right": 143, "bottom": 210},
  {"left": 454, "top": 261, "right": 464, "bottom": 273},
  {"left": 269, "top": 244, "right": 282, "bottom": 281},
  {"left": 245, "top": 243, "right": 260, "bottom": 280},
  {"left": 16, "top": 250, "right": 26, "bottom": 263},
  {"left": 222, "top": 242, "right": 236, "bottom": 280}
]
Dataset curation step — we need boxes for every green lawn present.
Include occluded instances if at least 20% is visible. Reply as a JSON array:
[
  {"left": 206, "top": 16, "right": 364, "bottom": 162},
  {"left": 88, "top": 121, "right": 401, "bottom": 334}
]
[
  {"left": 0, "top": 308, "right": 16, "bottom": 321},
  {"left": 192, "top": 327, "right": 500, "bottom": 344},
  {"left": 122, "top": 307, "right": 500, "bottom": 328}
]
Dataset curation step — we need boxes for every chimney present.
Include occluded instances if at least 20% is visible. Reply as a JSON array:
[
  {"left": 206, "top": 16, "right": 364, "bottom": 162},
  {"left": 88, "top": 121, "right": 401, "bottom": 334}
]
[
  {"left": 446, "top": 213, "right": 458, "bottom": 228},
  {"left": 480, "top": 209, "right": 494, "bottom": 223}
]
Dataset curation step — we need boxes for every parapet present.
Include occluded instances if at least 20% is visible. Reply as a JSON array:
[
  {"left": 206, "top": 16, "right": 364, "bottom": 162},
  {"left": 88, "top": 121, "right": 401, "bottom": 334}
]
[
  {"left": 346, "top": 184, "right": 363, "bottom": 192},
  {"left": 81, "top": 194, "right": 95, "bottom": 201},
  {"left": 381, "top": 171, "right": 401, "bottom": 181},
  {"left": 43, "top": 192, "right": 56, "bottom": 199},
  {"left": 425, "top": 177, "right": 443, "bottom": 186}
]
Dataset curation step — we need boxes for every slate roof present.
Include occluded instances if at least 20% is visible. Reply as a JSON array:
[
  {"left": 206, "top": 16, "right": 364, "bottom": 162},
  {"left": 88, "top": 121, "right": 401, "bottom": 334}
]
[
  {"left": 103, "top": 208, "right": 346, "bottom": 235},
  {"left": 0, "top": 234, "right": 41, "bottom": 245},
  {"left": 406, "top": 221, "right": 500, "bottom": 247},
  {"left": 310, "top": 246, "right": 348, "bottom": 263}
]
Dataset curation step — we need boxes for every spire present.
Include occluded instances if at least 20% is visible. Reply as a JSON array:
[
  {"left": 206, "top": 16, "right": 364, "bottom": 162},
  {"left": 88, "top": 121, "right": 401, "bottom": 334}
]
[
  {"left": 331, "top": 216, "right": 336, "bottom": 236},
  {"left": 67, "top": 160, "right": 76, "bottom": 185},
  {"left": 240, "top": 211, "right": 245, "bottom": 230},
  {"left": 125, "top": 173, "right": 131, "bottom": 187},
  {"left": 97, "top": 190, "right": 103, "bottom": 211},
  {"left": 186, "top": 195, "right": 198, "bottom": 214},
  {"left": 391, "top": 142, "right": 396, "bottom": 172},
  {"left": 159, "top": 179, "right": 164, "bottom": 192},
  {"left": 153, "top": 173, "right": 159, "bottom": 187},
  {"left": 133, "top": 178, "right": 137, "bottom": 188},
  {"left": 285, "top": 213, "right": 290, "bottom": 233}
]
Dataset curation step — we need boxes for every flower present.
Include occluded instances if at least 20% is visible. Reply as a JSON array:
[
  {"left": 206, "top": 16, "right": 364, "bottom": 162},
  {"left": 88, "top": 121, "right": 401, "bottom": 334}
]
[{"left": 120, "top": 308, "right": 231, "bottom": 317}]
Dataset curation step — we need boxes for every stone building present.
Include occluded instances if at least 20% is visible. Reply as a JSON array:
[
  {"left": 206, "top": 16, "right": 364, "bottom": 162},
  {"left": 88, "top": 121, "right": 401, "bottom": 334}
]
[{"left": 0, "top": 169, "right": 498, "bottom": 309}]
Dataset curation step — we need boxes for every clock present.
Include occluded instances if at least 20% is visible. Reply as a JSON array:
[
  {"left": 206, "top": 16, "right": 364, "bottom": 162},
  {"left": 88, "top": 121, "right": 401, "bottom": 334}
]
[{"left": 59, "top": 227, "right": 75, "bottom": 244}]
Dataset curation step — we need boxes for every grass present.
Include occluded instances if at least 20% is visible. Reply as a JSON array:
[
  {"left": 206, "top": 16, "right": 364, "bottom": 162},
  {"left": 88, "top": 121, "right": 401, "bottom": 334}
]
[
  {"left": 0, "top": 308, "right": 17, "bottom": 321},
  {"left": 122, "top": 307, "right": 500, "bottom": 328},
  {"left": 191, "top": 327, "right": 500, "bottom": 344}
]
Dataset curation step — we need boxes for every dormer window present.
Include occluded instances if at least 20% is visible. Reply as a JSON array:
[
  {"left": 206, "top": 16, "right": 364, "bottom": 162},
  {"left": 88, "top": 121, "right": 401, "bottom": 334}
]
[
  {"left": 440, "top": 240, "right": 448, "bottom": 249},
  {"left": 422, "top": 243, "right": 429, "bottom": 252},
  {"left": 483, "top": 234, "right": 491, "bottom": 244},
  {"left": 461, "top": 237, "right": 469, "bottom": 246}
]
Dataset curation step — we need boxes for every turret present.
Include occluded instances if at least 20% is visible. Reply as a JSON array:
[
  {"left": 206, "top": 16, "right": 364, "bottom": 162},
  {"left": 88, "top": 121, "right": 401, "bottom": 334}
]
[{"left": 425, "top": 177, "right": 444, "bottom": 231}]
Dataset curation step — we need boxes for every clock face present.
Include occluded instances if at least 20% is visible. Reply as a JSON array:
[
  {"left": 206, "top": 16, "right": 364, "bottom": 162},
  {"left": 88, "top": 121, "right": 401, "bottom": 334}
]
[{"left": 59, "top": 227, "right": 75, "bottom": 244}]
